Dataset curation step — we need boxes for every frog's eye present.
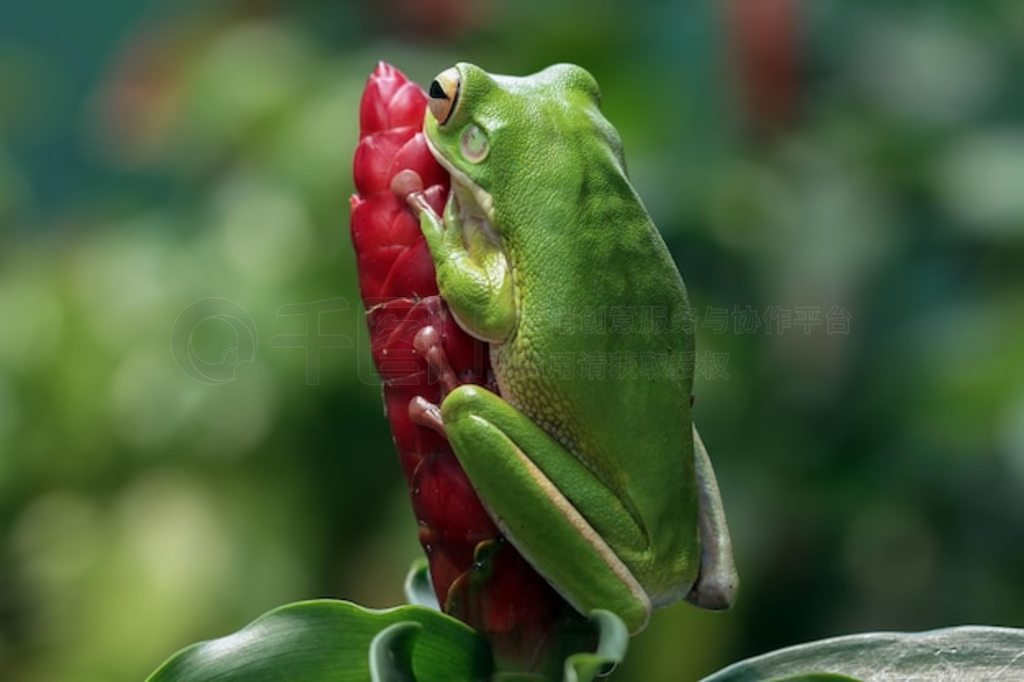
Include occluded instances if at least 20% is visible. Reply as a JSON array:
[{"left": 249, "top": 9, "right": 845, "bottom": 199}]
[{"left": 428, "top": 67, "right": 460, "bottom": 125}]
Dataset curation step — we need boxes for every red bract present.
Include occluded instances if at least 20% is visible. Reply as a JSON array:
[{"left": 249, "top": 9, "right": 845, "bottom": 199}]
[{"left": 350, "top": 62, "right": 583, "bottom": 669}]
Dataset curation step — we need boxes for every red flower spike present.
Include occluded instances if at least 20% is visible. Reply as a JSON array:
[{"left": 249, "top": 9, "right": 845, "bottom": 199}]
[{"left": 350, "top": 62, "right": 590, "bottom": 674}]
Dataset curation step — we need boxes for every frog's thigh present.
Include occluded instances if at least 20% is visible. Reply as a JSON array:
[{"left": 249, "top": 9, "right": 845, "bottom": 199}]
[
  {"left": 685, "top": 427, "right": 740, "bottom": 610},
  {"left": 441, "top": 384, "right": 651, "bottom": 633}
]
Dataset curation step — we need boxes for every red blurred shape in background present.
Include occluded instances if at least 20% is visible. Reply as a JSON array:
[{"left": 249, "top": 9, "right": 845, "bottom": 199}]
[{"left": 727, "top": 0, "right": 800, "bottom": 134}]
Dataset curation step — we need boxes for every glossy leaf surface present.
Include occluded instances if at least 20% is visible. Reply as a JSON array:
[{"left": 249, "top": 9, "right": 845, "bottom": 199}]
[
  {"left": 147, "top": 600, "right": 491, "bottom": 682},
  {"left": 703, "top": 626, "right": 1024, "bottom": 682}
]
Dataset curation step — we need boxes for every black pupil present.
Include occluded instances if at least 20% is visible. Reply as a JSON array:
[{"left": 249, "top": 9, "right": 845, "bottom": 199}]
[{"left": 429, "top": 80, "right": 447, "bottom": 100}]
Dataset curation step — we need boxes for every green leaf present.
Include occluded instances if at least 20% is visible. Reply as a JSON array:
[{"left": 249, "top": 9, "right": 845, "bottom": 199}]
[
  {"left": 370, "top": 622, "right": 420, "bottom": 682},
  {"left": 147, "top": 599, "right": 492, "bottom": 682},
  {"left": 703, "top": 626, "right": 1024, "bottom": 682},
  {"left": 770, "top": 671, "right": 860, "bottom": 675},
  {"left": 563, "top": 610, "right": 629, "bottom": 682},
  {"left": 404, "top": 558, "right": 441, "bottom": 611}
]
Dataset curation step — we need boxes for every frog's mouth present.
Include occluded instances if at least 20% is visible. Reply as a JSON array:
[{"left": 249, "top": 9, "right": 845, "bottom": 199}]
[{"left": 423, "top": 136, "right": 497, "bottom": 235}]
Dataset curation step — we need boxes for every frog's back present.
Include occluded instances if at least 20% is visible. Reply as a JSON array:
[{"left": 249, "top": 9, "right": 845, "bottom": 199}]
[{"left": 492, "top": 170, "right": 700, "bottom": 598}]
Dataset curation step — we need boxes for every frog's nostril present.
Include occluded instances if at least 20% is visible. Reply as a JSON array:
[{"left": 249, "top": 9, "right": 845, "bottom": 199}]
[{"left": 429, "top": 80, "right": 447, "bottom": 100}]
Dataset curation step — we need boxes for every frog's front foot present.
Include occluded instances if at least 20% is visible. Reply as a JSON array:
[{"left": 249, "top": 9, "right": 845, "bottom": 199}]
[
  {"left": 392, "top": 169, "right": 425, "bottom": 205},
  {"left": 406, "top": 190, "right": 434, "bottom": 218},
  {"left": 392, "top": 169, "right": 440, "bottom": 223}
]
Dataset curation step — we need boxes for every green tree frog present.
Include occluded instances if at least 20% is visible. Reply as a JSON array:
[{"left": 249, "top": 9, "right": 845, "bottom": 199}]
[{"left": 404, "top": 62, "right": 738, "bottom": 634}]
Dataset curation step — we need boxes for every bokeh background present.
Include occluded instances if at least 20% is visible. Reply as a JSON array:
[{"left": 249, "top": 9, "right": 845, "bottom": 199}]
[{"left": 2, "top": 0, "right": 1023, "bottom": 680}]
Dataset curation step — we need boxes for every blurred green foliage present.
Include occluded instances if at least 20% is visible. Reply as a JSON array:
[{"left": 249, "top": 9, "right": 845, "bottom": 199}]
[{"left": 0, "top": 1, "right": 1022, "bottom": 680}]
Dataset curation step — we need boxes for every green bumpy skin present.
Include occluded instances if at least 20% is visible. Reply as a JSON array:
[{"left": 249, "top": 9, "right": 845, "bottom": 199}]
[{"left": 410, "top": 62, "right": 739, "bottom": 634}]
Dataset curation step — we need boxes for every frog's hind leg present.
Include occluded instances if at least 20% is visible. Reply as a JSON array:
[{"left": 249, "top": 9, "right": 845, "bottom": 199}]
[
  {"left": 685, "top": 427, "right": 739, "bottom": 610},
  {"left": 440, "top": 383, "right": 653, "bottom": 633}
]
